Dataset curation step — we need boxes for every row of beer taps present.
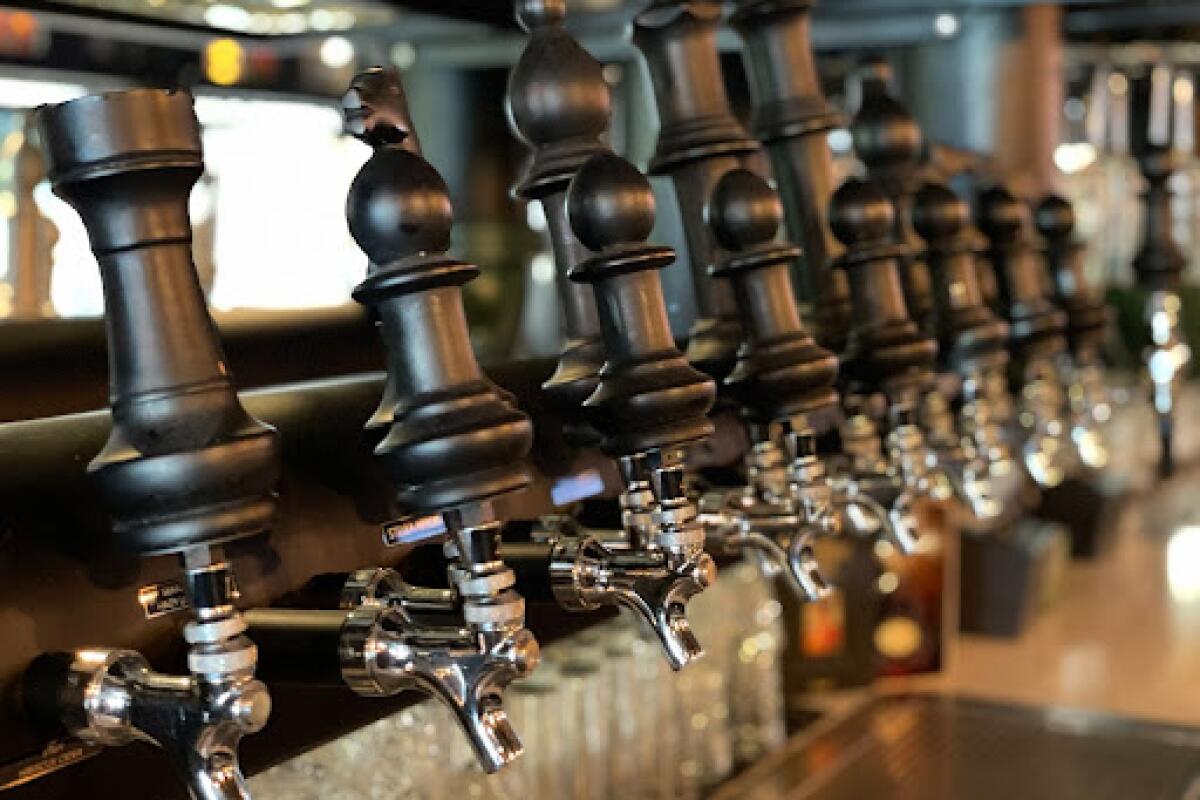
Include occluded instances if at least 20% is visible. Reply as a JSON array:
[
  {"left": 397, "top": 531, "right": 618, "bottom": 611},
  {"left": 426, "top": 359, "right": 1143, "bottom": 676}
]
[{"left": 16, "top": 1, "right": 1160, "bottom": 799}]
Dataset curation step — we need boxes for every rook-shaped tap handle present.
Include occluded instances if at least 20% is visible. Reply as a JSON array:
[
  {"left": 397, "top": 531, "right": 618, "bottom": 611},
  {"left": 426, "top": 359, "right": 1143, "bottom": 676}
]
[
  {"left": 28, "top": 89, "right": 279, "bottom": 800},
  {"left": 39, "top": 89, "right": 280, "bottom": 555}
]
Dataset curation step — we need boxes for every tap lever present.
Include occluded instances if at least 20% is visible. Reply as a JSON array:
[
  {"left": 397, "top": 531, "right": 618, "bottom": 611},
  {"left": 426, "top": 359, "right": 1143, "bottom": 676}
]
[
  {"left": 548, "top": 535, "right": 714, "bottom": 670},
  {"left": 29, "top": 648, "right": 269, "bottom": 800},
  {"left": 338, "top": 604, "right": 537, "bottom": 773}
]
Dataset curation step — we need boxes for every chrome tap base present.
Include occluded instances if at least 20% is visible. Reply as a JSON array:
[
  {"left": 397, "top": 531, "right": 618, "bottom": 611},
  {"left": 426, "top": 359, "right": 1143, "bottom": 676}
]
[
  {"left": 39, "top": 551, "right": 268, "bottom": 800},
  {"left": 338, "top": 512, "right": 538, "bottom": 774},
  {"left": 548, "top": 449, "right": 715, "bottom": 671}
]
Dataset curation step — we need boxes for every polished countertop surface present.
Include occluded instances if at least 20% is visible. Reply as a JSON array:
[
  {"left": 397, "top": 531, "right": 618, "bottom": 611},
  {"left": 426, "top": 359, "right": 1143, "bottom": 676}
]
[
  {"left": 715, "top": 464, "right": 1200, "bottom": 800},
  {"left": 924, "top": 466, "right": 1200, "bottom": 727}
]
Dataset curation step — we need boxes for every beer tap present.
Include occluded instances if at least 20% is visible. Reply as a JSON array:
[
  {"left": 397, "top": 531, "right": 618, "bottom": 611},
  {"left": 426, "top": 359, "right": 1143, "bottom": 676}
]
[
  {"left": 976, "top": 185, "right": 1075, "bottom": 489},
  {"left": 631, "top": 0, "right": 906, "bottom": 577},
  {"left": 1131, "top": 146, "right": 1190, "bottom": 476},
  {"left": 250, "top": 68, "right": 540, "bottom": 773},
  {"left": 848, "top": 62, "right": 999, "bottom": 523},
  {"left": 727, "top": 0, "right": 853, "bottom": 352},
  {"left": 23, "top": 89, "right": 281, "bottom": 800},
  {"left": 549, "top": 151, "right": 719, "bottom": 669},
  {"left": 505, "top": 2, "right": 717, "bottom": 671},
  {"left": 912, "top": 182, "right": 1022, "bottom": 517},
  {"left": 828, "top": 178, "right": 951, "bottom": 544},
  {"left": 698, "top": 166, "right": 870, "bottom": 594},
  {"left": 1035, "top": 194, "right": 1112, "bottom": 472}
]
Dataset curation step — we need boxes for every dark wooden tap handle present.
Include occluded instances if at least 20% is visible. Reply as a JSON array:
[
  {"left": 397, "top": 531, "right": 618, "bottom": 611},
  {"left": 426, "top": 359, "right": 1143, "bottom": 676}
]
[
  {"left": 1035, "top": 194, "right": 1112, "bottom": 363},
  {"left": 829, "top": 178, "right": 935, "bottom": 399},
  {"left": 345, "top": 67, "right": 533, "bottom": 514},
  {"left": 39, "top": 89, "right": 280, "bottom": 555},
  {"left": 566, "top": 152, "right": 716, "bottom": 456},
  {"left": 729, "top": 0, "right": 853, "bottom": 352},
  {"left": 507, "top": 0, "right": 607, "bottom": 419},
  {"left": 976, "top": 185, "right": 1068, "bottom": 365},
  {"left": 912, "top": 181, "right": 1010, "bottom": 376},
  {"left": 850, "top": 58, "right": 935, "bottom": 334},
  {"left": 706, "top": 168, "right": 839, "bottom": 426},
  {"left": 632, "top": 0, "right": 757, "bottom": 385}
]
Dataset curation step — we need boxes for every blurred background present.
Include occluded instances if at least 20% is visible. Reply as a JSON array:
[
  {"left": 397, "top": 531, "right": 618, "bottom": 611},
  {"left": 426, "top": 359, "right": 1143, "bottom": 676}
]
[
  {"left": 7, "top": 3, "right": 1200, "bottom": 798},
  {"left": 6, "top": 0, "right": 1200, "bottom": 368}
]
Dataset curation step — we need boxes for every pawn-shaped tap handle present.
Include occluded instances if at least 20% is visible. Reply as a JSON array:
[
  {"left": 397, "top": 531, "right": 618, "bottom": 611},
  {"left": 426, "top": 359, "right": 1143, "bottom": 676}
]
[
  {"left": 850, "top": 58, "right": 934, "bottom": 330},
  {"left": 1132, "top": 146, "right": 1187, "bottom": 293},
  {"left": 707, "top": 168, "right": 840, "bottom": 425},
  {"left": 829, "top": 178, "right": 935, "bottom": 399},
  {"left": 345, "top": 67, "right": 534, "bottom": 513},
  {"left": 565, "top": 152, "right": 716, "bottom": 455},
  {"left": 911, "top": 181, "right": 1010, "bottom": 373},
  {"left": 976, "top": 185, "right": 1068, "bottom": 362},
  {"left": 39, "top": 89, "right": 281, "bottom": 555},
  {"left": 1034, "top": 194, "right": 1111, "bottom": 362}
]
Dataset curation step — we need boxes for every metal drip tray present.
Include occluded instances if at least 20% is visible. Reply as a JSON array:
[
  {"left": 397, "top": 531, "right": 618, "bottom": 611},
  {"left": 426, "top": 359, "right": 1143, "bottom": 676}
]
[{"left": 716, "top": 694, "right": 1200, "bottom": 800}]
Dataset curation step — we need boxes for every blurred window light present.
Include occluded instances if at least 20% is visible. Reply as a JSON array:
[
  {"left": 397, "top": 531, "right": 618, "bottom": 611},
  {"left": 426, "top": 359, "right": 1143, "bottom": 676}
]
[
  {"left": 0, "top": 78, "right": 84, "bottom": 108},
  {"left": 1054, "top": 142, "right": 1097, "bottom": 175},
  {"left": 390, "top": 42, "right": 417, "bottom": 70},
  {"left": 531, "top": 253, "right": 555, "bottom": 285},
  {"left": 827, "top": 127, "right": 852, "bottom": 155},
  {"left": 205, "top": 4, "right": 252, "bottom": 30},
  {"left": 933, "top": 13, "right": 959, "bottom": 38},
  {"left": 1167, "top": 525, "right": 1200, "bottom": 603},
  {"left": 194, "top": 95, "right": 366, "bottom": 311},
  {"left": 319, "top": 36, "right": 355, "bottom": 69},
  {"left": 205, "top": 38, "right": 245, "bottom": 86},
  {"left": 44, "top": 94, "right": 367, "bottom": 317}
]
